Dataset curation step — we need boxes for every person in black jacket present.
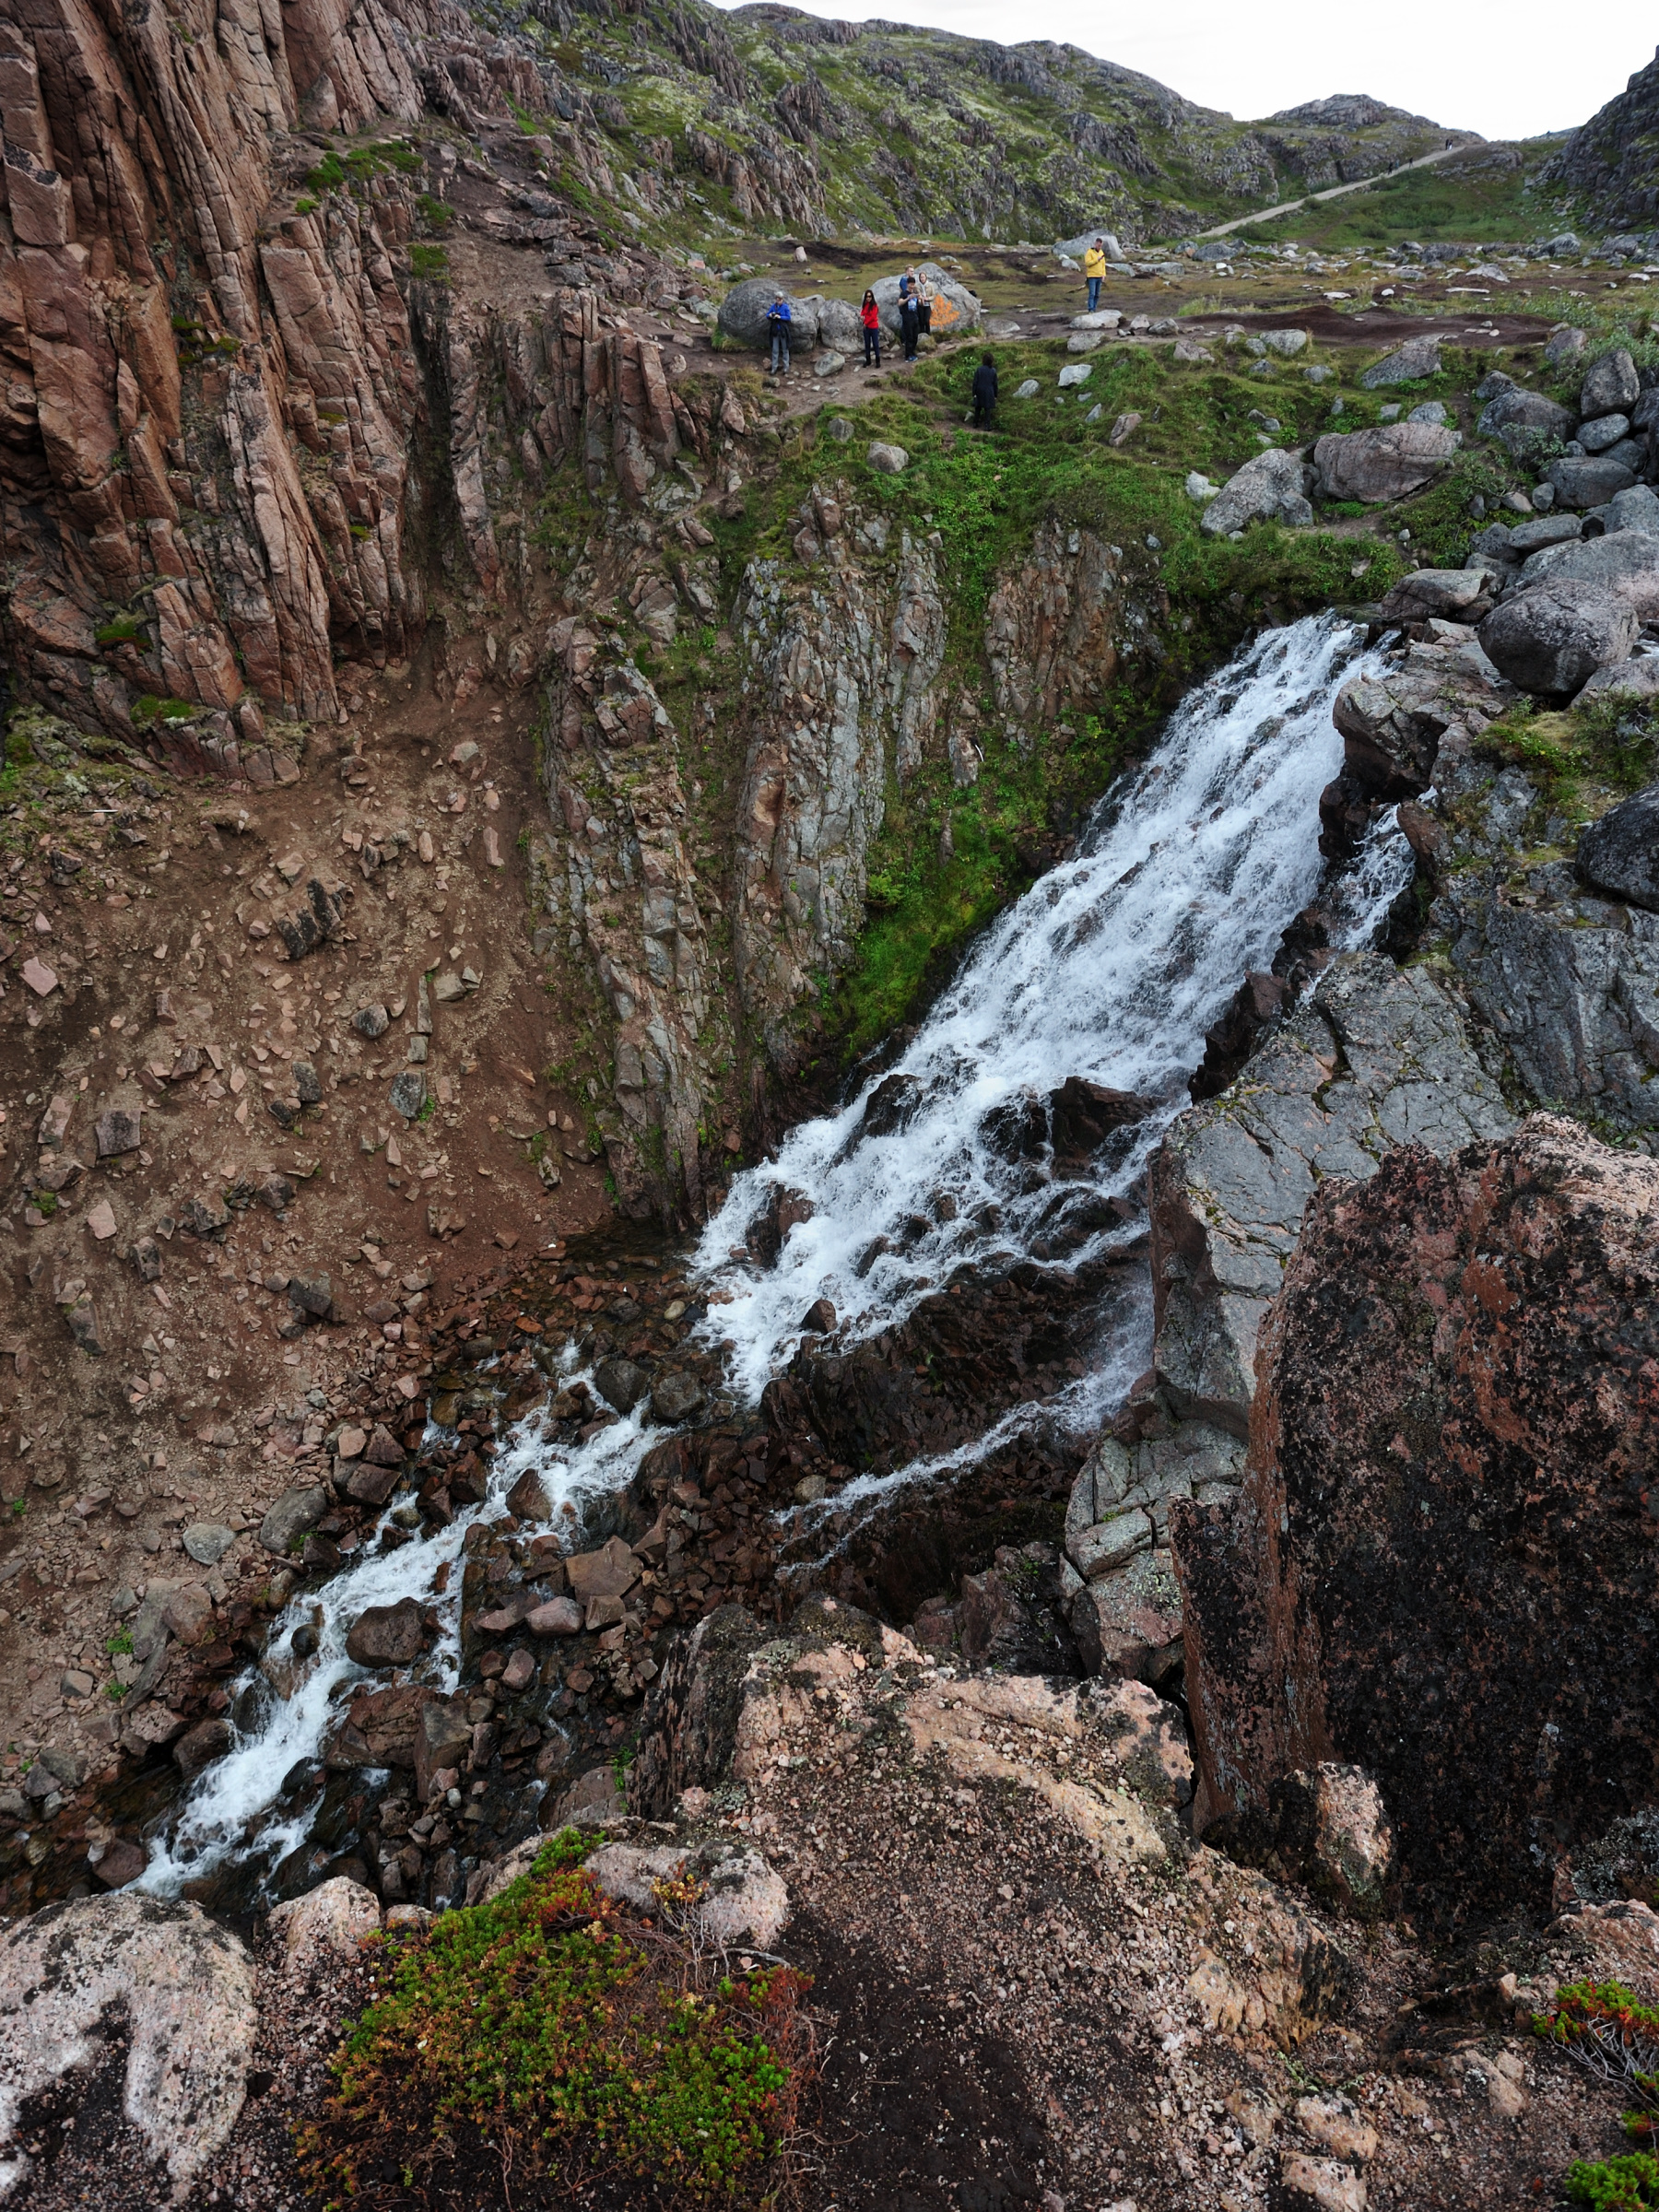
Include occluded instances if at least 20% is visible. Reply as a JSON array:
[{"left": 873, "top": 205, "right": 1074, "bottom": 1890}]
[
  {"left": 898, "top": 287, "right": 921, "bottom": 362},
  {"left": 971, "top": 352, "right": 998, "bottom": 429}
]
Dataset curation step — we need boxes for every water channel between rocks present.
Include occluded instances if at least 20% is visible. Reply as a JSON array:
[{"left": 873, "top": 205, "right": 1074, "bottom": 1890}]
[{"left": 143, "top": 612, "right": 1406, "bottom": 1900}]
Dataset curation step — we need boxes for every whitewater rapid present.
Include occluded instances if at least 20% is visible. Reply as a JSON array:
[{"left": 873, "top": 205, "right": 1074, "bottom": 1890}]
[
  {"left": 696, "top": 611, "right": 1386, "bottom": 1396},
  {"left": 147, "top": 612, "right": 1398, "bottom": 1896}
]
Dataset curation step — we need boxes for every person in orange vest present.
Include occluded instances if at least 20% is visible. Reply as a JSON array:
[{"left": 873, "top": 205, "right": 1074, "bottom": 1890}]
[{"left": 1083, "top": 238, "right": 1108, "bottom": 313}]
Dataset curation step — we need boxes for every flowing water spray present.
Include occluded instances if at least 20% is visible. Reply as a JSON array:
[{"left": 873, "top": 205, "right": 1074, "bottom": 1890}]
[
  {"left": 695, "top": 613, "right": 1381, "bottom": 1400},
  {"left": 147, "top": 613, "right": 1383, "bottom": 1893}
]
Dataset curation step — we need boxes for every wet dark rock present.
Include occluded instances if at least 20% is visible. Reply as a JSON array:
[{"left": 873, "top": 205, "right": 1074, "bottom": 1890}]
[
  {"left": 594, "top": 1358, "right": 651, "bottom": 1414},
  {"left": 801, "top": 1298, "right": 837, "bottom": 1334},
  {"left": 292, "top": 1060, "right": 322, "bottom": 1107},
  {"left": 746, "top": 1182, "right": 813, "bottom": 1267},
  {"left": 505, "top": 1467, "right": 551, "bottom": 1519},
  {"left": 1174, "top": 1115, "right": 1659, "bottom": 1917},
  {"left": 859, "top": 1071, "right": 924, "bottom": 1139},
  {"left": 1577, "top": 781, "right": 1659, "bottom": 911},
  {"left": 352, "top": 1004, "right": 390, "bottom": 1040},
  {"left": 93, "top": 1838, "right": 147, "bottom": 1889},
  {"left": 174, "top": 1718, "right": 232, "bottom": 1778},
  {"left": 651, "top": 1370, "right": 706, "bottom": 1424},
  {"left": 1048, "top": 1077, "right": 1159, "bottom": 1167},
  {"left": 980, "top": 1085, "right": 1048, "bottom": 1161}
]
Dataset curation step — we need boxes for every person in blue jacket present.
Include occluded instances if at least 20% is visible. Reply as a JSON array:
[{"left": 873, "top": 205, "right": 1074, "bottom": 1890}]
[{"left": 768, "top": 290, "right": 793, "bottom": 375}]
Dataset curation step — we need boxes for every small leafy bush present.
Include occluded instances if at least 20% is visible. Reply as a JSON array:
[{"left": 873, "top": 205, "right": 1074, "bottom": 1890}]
[
  {"left": 1538, "top": 1981, "right": 1659, "bottom": 2149},
  {"left": 1565, "top": 2151, "right": 1659, "bottom": 2209},
  {"left": 295, "top": 1831, "right": 810, "bottom": 2204},
  {"left": 408, "top": 241, "right": 450, "bottom": 283}
]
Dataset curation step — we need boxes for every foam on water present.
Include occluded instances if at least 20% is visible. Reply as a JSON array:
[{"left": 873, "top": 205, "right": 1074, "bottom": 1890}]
[
  {"left": 144, "top": 613, "right": 1384, "bottom": 1896},
  {"left": 695, "top": 612, "right": 1379, "bottom": 1397}
]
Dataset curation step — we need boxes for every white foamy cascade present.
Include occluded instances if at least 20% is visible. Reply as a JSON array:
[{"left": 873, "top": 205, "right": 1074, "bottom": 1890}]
[
  {"left": 1327, "top": 799, "right": 1418, "bottom": 951},
  {"left": 143, "top": 1350, "right": 657, "bottom": 1896},
  {"left": 143, "top": 613, "right": 1387, "bottom": 1896},
  {"left": 695, "top": 613, "right": 1379, "bottom": 1399}
]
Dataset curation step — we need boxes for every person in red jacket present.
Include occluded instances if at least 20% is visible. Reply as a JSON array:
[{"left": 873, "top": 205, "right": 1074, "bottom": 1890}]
[{"left": 861, "top": 288, "right": 881, "bottom": 367}]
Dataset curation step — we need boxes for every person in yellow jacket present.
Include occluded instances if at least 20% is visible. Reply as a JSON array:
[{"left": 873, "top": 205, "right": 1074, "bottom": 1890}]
[{"left": 1083, "top": 238, "right": 1108, "bottom": 313}]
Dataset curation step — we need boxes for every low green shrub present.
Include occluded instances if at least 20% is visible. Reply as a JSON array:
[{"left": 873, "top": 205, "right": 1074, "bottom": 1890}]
[
  {"left": 295, "top": 1831, "right": 810, "bottom": 2205},
  {"left": 1565, "top": 2151, "right": 1659, "bottom": 2209}
]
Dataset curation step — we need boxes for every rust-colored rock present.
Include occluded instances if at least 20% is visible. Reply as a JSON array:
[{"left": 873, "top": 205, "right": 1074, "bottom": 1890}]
[{"left": 1174, "top": 1114, "right": 1659, "bottom": 1917}]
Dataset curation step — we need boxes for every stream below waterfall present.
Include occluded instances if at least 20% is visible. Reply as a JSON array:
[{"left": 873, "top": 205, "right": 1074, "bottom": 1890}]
[{"left": 141, "top": 612, "right": 1407, "bottom": 1902}]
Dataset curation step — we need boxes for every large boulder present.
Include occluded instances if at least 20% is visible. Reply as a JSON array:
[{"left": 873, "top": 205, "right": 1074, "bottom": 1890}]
[
  {"left": 0, "top": 1894, "right": 256, "bottom": 2196},
  {"left": 1547, "top": 454, "right": 1637, "bottom": 509},
  {"left": 1198, "top": 448, "right": 1312, "bottom": 535},
  {"left": 1173, "top": 1116, "right": 1659, "bottom": 1917},
  {"left": 1514, "top": 528, "right": 1659, "bottom": 620},
  {"left": 1580, "top": 346, "right": 1641, "bottom": 420},
  {"left": 345, "top": 1595, "right": 426, "bottom": 1666},
  {"left": 1477, "top": 385, "right": 1573, "bottom": 442},
  {"left": 1376, "top": 568, "right": 1494, "bottom": 625},
  {"left": 1312, "top": 422, "right": 1457, "bottom": 502},
  {"left": 257, "top": 1483, "right": 327, "bottom": 1556},
  {"left": 1149, "top": 952, "right": 1513, "bottom": 1445},
  {"left": 1577, "top": 781, "right": 1659, "bottom": 911},
  {"left": 1477, "top": 578, "right": 1638, "bottom": 695},
  {"left": 869, "top": 262, "right": 981, "bottom": 340},
  {"left": 807, "top": 294, "right": 863, "bottom": 353},
  {"left": 716, "top": 277, "right": 820, "bottom": 350},
  {"left": 1358, "top": 335, "right": 1441, "bottom": 388},
  {"left": 1330, "top": 630, "right": 1513, "bottom": 802}
]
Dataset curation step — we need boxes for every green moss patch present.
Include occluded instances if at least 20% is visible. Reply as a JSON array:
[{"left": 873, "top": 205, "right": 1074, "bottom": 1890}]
[{"left": 296, "top": 1831, "right": 811, "bottom": 2206}]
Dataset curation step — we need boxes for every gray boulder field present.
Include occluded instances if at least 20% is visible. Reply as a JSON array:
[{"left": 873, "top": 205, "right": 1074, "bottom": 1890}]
[{"left": 1516, "top": 529, "right": 1659, "bottom": 620}]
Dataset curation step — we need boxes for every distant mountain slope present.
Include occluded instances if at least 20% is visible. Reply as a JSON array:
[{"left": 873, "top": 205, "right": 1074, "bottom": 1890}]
[
  {"left": 1537, "top": 43, "right": 1659, "bottom": 232},
  {"left": 554, "top": 0, "right": 1478, "bottom": 241}
]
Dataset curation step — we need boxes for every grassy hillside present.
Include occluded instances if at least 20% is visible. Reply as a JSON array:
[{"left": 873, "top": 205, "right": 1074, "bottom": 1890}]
[
  {"left": 1237, "top": 136, "right": 1574, "bottom": 251},
  {"left": 475, "top": 0, "right": 1480, "bottom": 245}
]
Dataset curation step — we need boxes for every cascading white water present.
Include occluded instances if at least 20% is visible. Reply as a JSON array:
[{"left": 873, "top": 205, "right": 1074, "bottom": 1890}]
[
  {"left": 142, "top": 1353, "right": 658, "bottom": 1896},
  {"left": 695, "top": 612, "right": 1379, "bottom": 1399},
  {"left": 145, "top": 612, "right": 1385, "bottom": 1896}
]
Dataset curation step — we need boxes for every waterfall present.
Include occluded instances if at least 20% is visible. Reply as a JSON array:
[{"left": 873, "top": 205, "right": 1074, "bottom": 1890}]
[
  {"left": 144, "top": 612, "right": 1380, "bottom": 1897},
  {"left": 696, "top": 612, "right": 1378, "bottom": 1395}
]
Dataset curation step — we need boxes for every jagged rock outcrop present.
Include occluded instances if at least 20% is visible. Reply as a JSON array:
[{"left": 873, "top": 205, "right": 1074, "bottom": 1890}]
[
  {"left": 1538, "top": 44, "right": 1659, "bottom": 230},
  {"left": 0, "top": 0, "right": 694, "bottom": 742},
  {"left": 1174, "top": 1116, "right": 1659, "bottom": 1918},
  {"left": 729, "top": 526, "right": 946, "bottom": 1067},
  {"left": 1148, "top": 951, "right": 1513, "bottom": 1445},
  {"left": 983, "top": 515, "right": 1145, "bottom": 741}
]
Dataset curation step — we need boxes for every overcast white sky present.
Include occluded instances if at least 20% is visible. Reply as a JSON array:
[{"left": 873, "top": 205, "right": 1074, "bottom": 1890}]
[{"left": 711, "top": 0, "right": 1655, "bottom": 143}]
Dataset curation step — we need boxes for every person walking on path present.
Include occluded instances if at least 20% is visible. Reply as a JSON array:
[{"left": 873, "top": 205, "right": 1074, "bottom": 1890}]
[
  {"left": 971, "top": 351, "right": 997, "bottom": 429},
  {"left": 767, "top": 289, "right": 793, "bottom": 375},
  {"left": 861, "top": 288, "right": 882, "bottom": 367},
  {"left": 1084, "top": 237, "right": 1107, "bottom": 313},
  {"left": 899, "top": 281, "right": 921, "bottom": 362}
]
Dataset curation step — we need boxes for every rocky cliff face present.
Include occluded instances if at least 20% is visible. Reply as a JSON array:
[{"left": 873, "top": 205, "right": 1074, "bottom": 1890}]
[
  {"left": 1174, "top": 1115, "right": 1659, "bottom": 1921},
  {"left": 1539, "top": 44, "right": 1659, "bottom": 232}
]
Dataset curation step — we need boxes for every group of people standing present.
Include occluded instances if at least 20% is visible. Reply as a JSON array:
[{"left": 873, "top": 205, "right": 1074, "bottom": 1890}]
[{"left": 766, "top": 266, "right": 938, "bottom": 374}]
